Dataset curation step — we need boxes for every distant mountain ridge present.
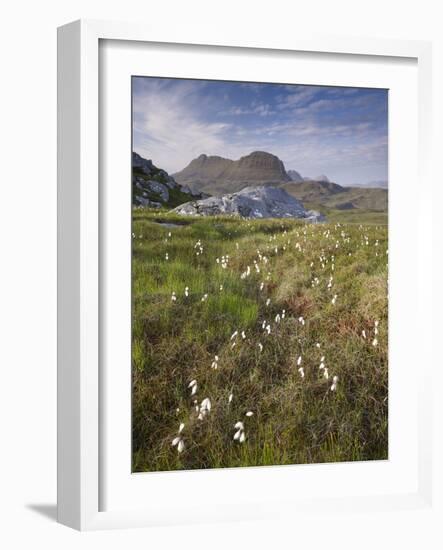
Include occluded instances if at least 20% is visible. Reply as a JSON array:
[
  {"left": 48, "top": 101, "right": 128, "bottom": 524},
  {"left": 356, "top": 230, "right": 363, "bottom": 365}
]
[
  {"left": 281, "top": 180, "right": 388, "bottom": 212},
  {"left": 174, "top": 150, "right": 387, "bottom": 212},
  {"left": 173, "top": 151, "right": 291, "bottom": 195},
  {"left": 351, "top": 180, "right": 388, "bottom": 189},
  {"left": 287, "top": 169, "right": 304, "bottom": 182},
  {"left": 312, "top": 175, "right": 330, "bottom": 183},
  {"left": 280, "top": 180, "right": 346, "bottom": 201}
]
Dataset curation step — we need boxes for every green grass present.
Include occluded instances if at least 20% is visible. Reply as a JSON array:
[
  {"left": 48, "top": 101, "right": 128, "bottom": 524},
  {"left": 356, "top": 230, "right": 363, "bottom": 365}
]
[
  {"left": 303, "top": 202, "right": 388, "bottom": 225},
  {"left": 132, "top": 209, "right": 388, "bottom": 472}
]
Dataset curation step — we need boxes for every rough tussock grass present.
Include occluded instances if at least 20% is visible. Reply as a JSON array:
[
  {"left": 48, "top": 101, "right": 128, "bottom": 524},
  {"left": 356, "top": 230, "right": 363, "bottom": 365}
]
[{"left": 132, "top": 210, "right": 388, "bottom": 472}]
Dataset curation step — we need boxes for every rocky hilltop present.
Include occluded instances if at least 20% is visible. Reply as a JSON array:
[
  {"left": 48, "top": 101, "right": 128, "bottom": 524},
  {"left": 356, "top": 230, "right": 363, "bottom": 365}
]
[
  {"left": 287, "top": 169, "right": 304, "bottom": 182},
  {"left": 172, "top": 185, "right": 324, "bottom": 222},
  {"left": 132, "top": 152, "right": 204, "bottom": 208},
  {"left": 312, "top": 175, "right": 330, "bottom": 183},
  {"left": 173, "top": 151, "right": 291, "bottom": 195}
]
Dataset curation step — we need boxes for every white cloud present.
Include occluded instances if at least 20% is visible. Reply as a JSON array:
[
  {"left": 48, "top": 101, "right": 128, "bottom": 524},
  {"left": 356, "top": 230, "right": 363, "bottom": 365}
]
[
  {"left": 133, "top": 82, "right": 233, "bottom": 172},
  {"left": 132, "top": 78, "right": 387, "bottom": 185}
]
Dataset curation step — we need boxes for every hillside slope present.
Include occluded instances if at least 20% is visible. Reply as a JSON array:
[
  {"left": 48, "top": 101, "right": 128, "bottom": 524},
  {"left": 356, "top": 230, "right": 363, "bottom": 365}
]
[{"left": 280, "top": 181, "right": 388, "bottom": 212}]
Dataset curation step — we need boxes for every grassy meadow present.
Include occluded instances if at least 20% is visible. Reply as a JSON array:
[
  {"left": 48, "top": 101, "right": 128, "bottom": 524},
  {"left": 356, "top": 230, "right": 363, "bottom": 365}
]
[{"left": 132, "top": 209, "right": 388, "bottom": 472}]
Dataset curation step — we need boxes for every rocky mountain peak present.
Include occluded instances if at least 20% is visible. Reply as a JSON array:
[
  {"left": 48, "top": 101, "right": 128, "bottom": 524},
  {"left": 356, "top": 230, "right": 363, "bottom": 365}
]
[
  {"left": 173, "top": 151, "right": 291, "bottom": 195},
  {"left": 287, "top": 169, "right": 304, "bottom": 183}
]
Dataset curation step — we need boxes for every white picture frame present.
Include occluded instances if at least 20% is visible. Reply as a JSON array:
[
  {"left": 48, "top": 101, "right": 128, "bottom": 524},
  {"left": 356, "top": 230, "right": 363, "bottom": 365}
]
[{"left": 57, "top": 19, "right": 434, "bottom": 531}]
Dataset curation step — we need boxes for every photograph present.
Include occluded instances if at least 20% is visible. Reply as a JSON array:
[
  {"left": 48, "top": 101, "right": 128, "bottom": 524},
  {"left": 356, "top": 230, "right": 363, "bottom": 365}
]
[{"left": 131, "top": 76, "right": 388, "bottom": 473}]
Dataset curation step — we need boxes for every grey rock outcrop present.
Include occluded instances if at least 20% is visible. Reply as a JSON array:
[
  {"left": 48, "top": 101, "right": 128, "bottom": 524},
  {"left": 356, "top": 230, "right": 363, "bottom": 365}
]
[
  {"left": 132, "top": 152, "right": 156, "bottom": 176},
  {"left": 172, "top": 186, "right": 325, "bottom": 222},
  {"left": 132, "top": 151, "right": 203, "bottom": 207},
  {"left": 145, "top": 180, "right": 169, "bottom": 202}
]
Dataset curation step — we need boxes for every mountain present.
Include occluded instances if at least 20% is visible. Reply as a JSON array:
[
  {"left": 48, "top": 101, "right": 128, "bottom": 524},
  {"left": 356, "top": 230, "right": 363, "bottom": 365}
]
[
  {"left": 287, "top": 169, "right": 304, "bottom": 182},
  {"left": 280, "top": 180, "right": 388, "bottom": 212},
  {"left": 352, "top": 180, "right": 388, "bottom": 189},
  {"left": 132, "top": 152, "right": 204, "bottom": 208},
  {"left": 173, "top": 151, "right": 291, "bottom": 195},
  {"left": 173, "top": 186, "right": 324, "bottom": 222},
  {"left": 313, "top": 175, "right": 330, "bottom": 183},
  {"left": 302, "top": 174, "right": 330, "bottom": 183},
  {"left": 280, "top": 180, "right": 346, "bottom": 202}
]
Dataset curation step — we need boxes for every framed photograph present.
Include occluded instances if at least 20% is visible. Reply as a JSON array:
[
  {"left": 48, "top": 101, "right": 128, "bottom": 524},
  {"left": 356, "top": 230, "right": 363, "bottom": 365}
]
[{"left": 57, "top": 20, "right": 434, "bottom": 531}]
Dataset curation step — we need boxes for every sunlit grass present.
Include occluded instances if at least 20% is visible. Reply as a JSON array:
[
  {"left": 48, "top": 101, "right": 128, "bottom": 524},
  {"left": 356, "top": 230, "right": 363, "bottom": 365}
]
[{"left": 132, "top": 209, "right": 388, "bottom": 472}]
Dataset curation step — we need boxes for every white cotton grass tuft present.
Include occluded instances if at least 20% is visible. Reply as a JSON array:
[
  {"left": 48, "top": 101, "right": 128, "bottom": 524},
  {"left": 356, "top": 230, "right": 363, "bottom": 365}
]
[
  {"left": 171, "top": 436, "right": 184, "bottom": 453},
  {"left": 171, "top": 291, "right": 177, "bottom": 302},
  {"left": 184, "top": 286, "right": 189, "bottom": 297},
  {"left": 323, "top": 367, "right": 329, "bottom": 380},
  {"left": 233, "top": 421, "right": 246, "bottom": 443},
  {"left": 197, "top": 397, "right": 211, "bottom": 420},
  {"left": 230, "top": 330, "right": 238, "bottom": 340},
  {"left": 171, "top": 423, "right": 185, "bottom": 453},
  {"left": 298, "top": 367, "right": 305, "bottom": 378},
  {"left": 165, "top": 253, "right": 169, "bottom": 261},
  {"left": 188, "top": 379, "right": 197, "bottom": 396},
  {"left": 245, "top": 411, "right": 254, "bottom": 417},
  {"left": 372, "top": 338, "right": 378, "bottom": 347},
  {"left": 297, "top": 355, "right": 302, "bottom": 366},
  {"left": 330, "top": 375, "right": 338, "bottom": 391},
  {"left": 228, "top": 393, "right": 233, "bottom": 403},
  {"left": 362, "top": 329, "right": 366, "bottom": 339},
  {"left": 258, "top": 342, "right": 263, "bottom": 352}
]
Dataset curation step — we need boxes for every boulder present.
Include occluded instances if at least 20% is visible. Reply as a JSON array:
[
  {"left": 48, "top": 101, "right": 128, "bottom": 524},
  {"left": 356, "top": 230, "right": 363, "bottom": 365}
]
[
  {"left": 305, "top": 210, "right": 326, "bottom": 223},
  {"left": 173, "top": 185, "right": 325, "bottom": 222},
  {"left": 134, "top": 196, "right": 162, "bottom": 208}
]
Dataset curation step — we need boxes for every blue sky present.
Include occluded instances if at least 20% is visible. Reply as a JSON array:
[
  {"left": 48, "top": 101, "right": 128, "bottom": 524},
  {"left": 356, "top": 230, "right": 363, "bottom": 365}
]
[{"left": 133, "top": 77, "right": 388, "bottom": 186}]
